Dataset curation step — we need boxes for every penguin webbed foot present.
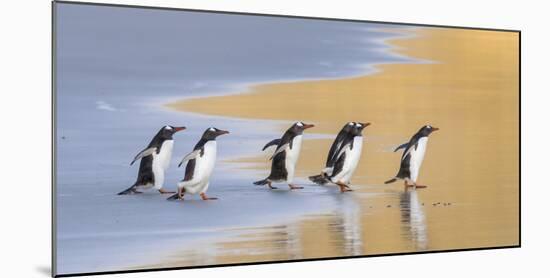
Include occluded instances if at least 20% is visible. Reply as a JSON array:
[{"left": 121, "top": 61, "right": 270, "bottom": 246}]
[
  {"left": 200, "top": 193, "right": 218, "bottom": 200},
  {"left": 404, "top": 183, "right": 428, "bottom": 190},
  {"left": 336, "top": 182, "right": 353, "bottom": 193},
  {"left": 158, "top": 188, "right": 175, "bottom": 194},
  {"left": 177, "top": 188, "right": 186, "bottom": 200},
  {"left": 288, "top": 184, "right": 304, "bottom": 190}
]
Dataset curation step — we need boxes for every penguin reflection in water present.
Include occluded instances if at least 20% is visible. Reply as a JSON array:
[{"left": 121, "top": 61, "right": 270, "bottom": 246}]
[
  {"left": 167, "top": 128, "right": 229, "bottom": 201},
  {"left": 254, "top": 122, "right": 315, "bottom": 190},
  {"left": 309, "top": 122, "right": 370, "bottom": 192},
  {"left": 118, "top": 125, "right": 186, "bottom": 195},
  {"left": 385, "top": 125, "right": 439, "bottom": 189}
]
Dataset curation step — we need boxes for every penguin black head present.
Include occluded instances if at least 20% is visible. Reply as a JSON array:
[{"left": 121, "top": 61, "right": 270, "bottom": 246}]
[
  {"left": 202, "top": 127, "right": 230, "bottom": 140},
  {"left": 289, "top": 121, "right": 315, "bottom": 135},
  {"left": 157, "top": 125, "right": 186, "bottom": 140},
  {"left": 352, "top": 122, "right": 371, "bottom": 136},
  {"left": 418, "top": 125, "right": 439, "bottom": 137},
  {"left": 341, "top": 122, "right": 357, "bottom": 133}
]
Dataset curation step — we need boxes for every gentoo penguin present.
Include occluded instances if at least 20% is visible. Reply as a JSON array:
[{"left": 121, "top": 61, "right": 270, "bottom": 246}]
[
  {"left": 118, "top": 125, "right": 186, "bottom": 195},
  {"left": 309, "top": 122, "right": 362, "bottom": 185},
  {"left": 253, "top": 122, "right": 315, "bottom": 190},
  {"left": 167, "top": 127, "right": 229, "bottom": 201},
  {"left": 385, "top": 125, "right": 439, "bottom": 188},
  {"left": 309, "top": 122, "right": 370, "bottom": 192}
]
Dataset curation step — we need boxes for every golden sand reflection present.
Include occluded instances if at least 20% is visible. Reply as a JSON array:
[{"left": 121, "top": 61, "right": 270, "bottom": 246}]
[{"left": 399, "top": 190, "right": 428, "bottom": 251}]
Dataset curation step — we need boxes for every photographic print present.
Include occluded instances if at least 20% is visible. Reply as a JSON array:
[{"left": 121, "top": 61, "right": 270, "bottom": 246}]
[{"left": 53, "top": 1, "right": 520, "bottom": 276}]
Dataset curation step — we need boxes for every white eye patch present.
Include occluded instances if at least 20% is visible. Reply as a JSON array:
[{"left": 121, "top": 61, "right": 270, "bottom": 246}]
[
  {"left": 296, "top": 122, "right": 304, "bottom": 127},
  {"left": 348, "top": 122, "right": 354, "bottom": 126},
  {"left": 209, "top": 127, "right": 215, "bottom": 131},
  {"left": 355, "top": 123, "right": 362, "bottom": 127},
  {"left": 164, "top": 126, "right": 173, "bottom": 130},
  {"left": 427, "top": 125, "right": 432, "bottom": 129}
]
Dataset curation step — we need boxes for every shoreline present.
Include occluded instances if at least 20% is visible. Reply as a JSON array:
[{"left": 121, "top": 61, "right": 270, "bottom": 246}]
[{"left": 164, "top": 27, "right": 420, "bottom": 117}]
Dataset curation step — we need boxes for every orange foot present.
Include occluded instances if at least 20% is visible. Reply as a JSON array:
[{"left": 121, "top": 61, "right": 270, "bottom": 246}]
[
  {"left": 158, "top": 188, "right": 175, "bottom": 194},
  {"left": 200, "top": 193, "right": 218, "bottom": 200},
  {"left": 337, "top": 183, "right": 353, "bottom": 193}
]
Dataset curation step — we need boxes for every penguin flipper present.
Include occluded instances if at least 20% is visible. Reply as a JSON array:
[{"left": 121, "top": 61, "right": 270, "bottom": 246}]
[
  {"left": 269, "top": 143, "right": 289, "bottom": 160},
  {"left": 262, "top": 139, "right": 281, "bottom": 151},
  {"left": 401, "top": 143, "right": 417, "bottom": 161},
  {"left": 332, "top": 143, "right": 350, "bottom": 164},
  {"left": 178, "top": 148, "right": 203, "bottom": 167},
  {"left": 394, "top": 143, "right": 409, "bottom": 152},
  {"left": 130, "top": 147, "right": 157, "bottom": 165},
  {"left": 327, "top": 140, "right": 352, "bottom": 168}
]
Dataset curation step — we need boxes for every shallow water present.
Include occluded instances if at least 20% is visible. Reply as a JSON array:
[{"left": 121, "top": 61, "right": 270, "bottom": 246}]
[
  {"left": 54, "top": 3, "right": 417, "bottom": 275},
  {"left": 144, "top": 179, "right": 517, "bottom": 268}
]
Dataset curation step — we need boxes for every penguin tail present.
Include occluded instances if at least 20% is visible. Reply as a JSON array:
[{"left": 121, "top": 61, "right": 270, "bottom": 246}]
[
  {"left": 309, "top": 174, "right": 329, "bottom": 185},
  {"left": 253, "top": 178, "right": 269, "bottom": 186},
  {"left": 384, "top": 178, "right": 398, "bottom": 184},
  {"left": 117, "top": 184, "right": 137, "bottom": 195},
  {"left": 166, "top": 193, "right": 180, "bottom": 201}
]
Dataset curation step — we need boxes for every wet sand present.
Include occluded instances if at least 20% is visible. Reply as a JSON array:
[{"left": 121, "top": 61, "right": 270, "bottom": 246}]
[{"left": 164, "top": 27, "right": 519, "bottom": 265}]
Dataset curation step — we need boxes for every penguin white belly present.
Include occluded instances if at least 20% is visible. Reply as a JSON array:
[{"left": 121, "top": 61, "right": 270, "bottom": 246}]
[
  {"left": 182, "top": 141, "right": 217, "bottom": 194},
  {"left": 334, "top": 136, "right": 363, "bottom": 184},
  {"left": 409, "top": 137, "right": 428, "bottom": 183},
  {"left": 284, "top": 135, "right": 303, "bottom": 183},
  {"left": 152, "top": 140, "right": 174, "bottom": 189}
]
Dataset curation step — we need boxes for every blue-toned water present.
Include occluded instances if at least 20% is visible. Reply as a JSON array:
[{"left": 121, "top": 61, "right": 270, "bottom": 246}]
[{"left": 55, "top": 3, "right": 416, "bottom": 275}]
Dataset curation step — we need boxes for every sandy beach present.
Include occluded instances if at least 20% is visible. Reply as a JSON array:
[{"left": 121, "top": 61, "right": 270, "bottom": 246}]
[{"left": 164, "top": 27, "right": 519, "bottom": 263}]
